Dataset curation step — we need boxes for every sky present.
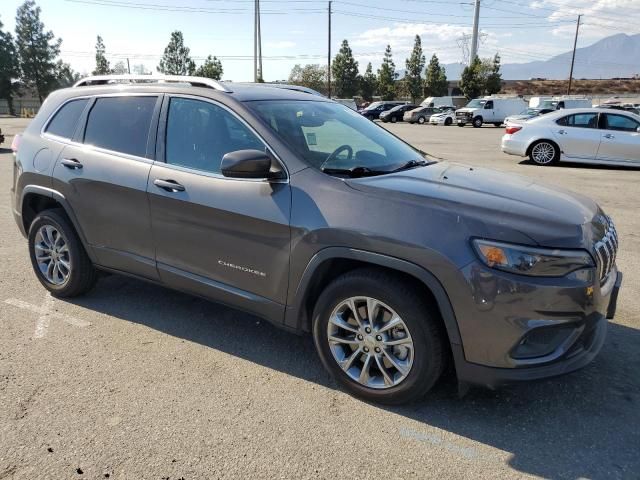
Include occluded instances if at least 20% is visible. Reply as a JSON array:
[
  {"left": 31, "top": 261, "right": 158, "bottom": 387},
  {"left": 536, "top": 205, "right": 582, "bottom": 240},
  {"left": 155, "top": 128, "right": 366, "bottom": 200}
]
[{"left": 0, "top": 0, "right": 638, "bottom": 81}]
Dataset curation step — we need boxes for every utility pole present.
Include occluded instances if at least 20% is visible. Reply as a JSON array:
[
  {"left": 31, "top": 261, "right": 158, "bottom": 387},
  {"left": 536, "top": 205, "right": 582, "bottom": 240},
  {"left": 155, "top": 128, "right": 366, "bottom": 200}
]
[
  {"left": 469, "top": 0, "right": 480, "bottom": 67},
  {"left": 327, "top": 1, "right": 332, "bottom": 98},
  {"left": 254, "top": 0, "right": 258, "bottom": 82},
  {"left": 567, "top": 14, "right": 581, "bottom": 95},
  {"left": 257, "top": 0, "right": 263, "bottom": 81},
  {"left": 126, "top": 58, "right": 130, "bottom": 74}
]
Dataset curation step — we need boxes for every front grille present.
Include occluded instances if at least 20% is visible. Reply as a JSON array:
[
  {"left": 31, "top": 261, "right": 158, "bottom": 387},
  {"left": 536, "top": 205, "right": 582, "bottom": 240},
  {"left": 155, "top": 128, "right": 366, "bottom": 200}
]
[
  {"left": 456, "top": 112, "right": 470, "bottom": 118},
  {"left": 594, "top": 216, "right": 618, "bottom": 283}
]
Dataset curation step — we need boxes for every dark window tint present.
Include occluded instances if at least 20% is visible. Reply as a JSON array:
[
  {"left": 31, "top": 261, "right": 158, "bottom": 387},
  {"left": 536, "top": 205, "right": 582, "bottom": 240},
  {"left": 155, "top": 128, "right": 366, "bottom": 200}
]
[
  {"left": 484, "top": 100, "right": 494, "bottom": 109},
  {"left": 604, "top": 114, "right": 639, "bottom": 132},
  {"left": 45, "top": 99, "right": 89, "bottom": 139},
  {"left": 557, "top": 113, "right": 598, "bottom": 129},
  {"left": 165, "top": 97, "right": 264, "bottom": 174},
  {"left": 84, "top": 96, "right": 157, "bottom": 157}
]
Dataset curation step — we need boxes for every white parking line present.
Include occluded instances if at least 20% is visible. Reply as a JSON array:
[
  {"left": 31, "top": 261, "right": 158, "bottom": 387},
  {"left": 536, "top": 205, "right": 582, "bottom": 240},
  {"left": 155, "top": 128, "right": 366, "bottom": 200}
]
[{"left": 4, "top": 297, "right": 91, "bottom": 337}]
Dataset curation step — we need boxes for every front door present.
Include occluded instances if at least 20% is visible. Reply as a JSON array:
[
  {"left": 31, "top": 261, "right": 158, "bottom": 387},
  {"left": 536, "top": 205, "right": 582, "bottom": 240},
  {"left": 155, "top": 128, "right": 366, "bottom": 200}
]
[
  {"left": 596, "top": 113, "right": 640, "bottom": 164},
  {"left": 147, "top": 96, "right": 291, "bottom": 313},
  {"left": 51, "top": 94, "right": 161, "bottom": 279}
]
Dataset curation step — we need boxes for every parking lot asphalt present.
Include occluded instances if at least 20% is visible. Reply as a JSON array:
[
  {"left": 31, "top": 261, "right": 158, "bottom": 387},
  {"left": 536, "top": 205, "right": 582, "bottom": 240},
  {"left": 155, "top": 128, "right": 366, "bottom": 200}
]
[{"left": 1, "top": 117, "right": 639, "bottom": 479}]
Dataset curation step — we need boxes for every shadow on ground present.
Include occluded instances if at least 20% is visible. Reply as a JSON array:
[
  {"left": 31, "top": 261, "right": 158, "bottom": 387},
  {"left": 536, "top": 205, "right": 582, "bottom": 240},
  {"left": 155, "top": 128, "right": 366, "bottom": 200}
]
[
  {"left": 69, "top": 274, "right": 640, "bottom": 480},
  {"left": 518, "top": 159, "right": 640, "bottom": 170}
]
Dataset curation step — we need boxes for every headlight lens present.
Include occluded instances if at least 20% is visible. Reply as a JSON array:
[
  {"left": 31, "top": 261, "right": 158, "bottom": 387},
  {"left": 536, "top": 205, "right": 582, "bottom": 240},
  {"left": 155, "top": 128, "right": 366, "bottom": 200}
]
[{"left": 472, "top": 239, "right": 594, "bottom": 277}]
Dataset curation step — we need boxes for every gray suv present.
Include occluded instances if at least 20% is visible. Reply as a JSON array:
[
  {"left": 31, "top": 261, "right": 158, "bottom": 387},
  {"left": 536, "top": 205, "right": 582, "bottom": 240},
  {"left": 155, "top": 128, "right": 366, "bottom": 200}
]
[{"left": 11, "top": 75, "right": 622, "bottom": 404}]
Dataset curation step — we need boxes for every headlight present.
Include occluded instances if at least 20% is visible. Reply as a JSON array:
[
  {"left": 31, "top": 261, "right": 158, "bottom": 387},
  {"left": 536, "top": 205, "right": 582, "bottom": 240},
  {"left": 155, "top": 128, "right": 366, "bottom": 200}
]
[{"left": 472, "top": 239, "right": 594, "bottom": 277}]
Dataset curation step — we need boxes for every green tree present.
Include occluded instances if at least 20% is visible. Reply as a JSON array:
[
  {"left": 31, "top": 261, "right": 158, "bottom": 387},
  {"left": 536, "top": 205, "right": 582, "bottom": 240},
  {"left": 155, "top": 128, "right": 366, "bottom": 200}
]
[
  {"left": 424, "top": 53, "right": 448, "bottom": 97},
  {"left": 288, "top": 64, "right": 326, "bottom": 92},
  {"left": 484, "top": 53, "right": 502, "bottom": 95},
  {"left": 195, "top": 55, "right": 223, "bottom": 80},
  {"left": 331, "top": 39, "right": 359, "bottom": 98},
  {"left": 359, "top": 62, "right": 377, "bottom": 101},
  {"left": 157, "top": 31, "right": 195, "bottom": 75},
  {"left": 54, "top": 60, "right": 80, "bottom": 88},
  {"left": 377, "top": 45, "right": 397, "bottom": 100},
  {"left": 459, "top": 56, "right": 484, "bottom": 99},
  {"left": 93, "top": 35, "right": 110, "bottom": 75},
  {"left": 0, "top": 18, "right": 20, "bottom": 115},
  {"left": 405, "top": 35, "right": 425, "bottom": 103},
  {"left": 15, "top": 0, "right": 62, "bottom": 102}
]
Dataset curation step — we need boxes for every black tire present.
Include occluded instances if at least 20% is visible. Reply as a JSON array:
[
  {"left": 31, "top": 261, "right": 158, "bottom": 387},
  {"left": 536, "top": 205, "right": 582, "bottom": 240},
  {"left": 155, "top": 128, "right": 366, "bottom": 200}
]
[
  {"left": 493, "top": 122, "right": 502, "bottom": 127},
  {"left": 312, "top": 268, "right": 446, "bottom": 405},
  {"left": 28, "top": 209, "right": 97, "bottom": 297},
  {"left": 417, "top": 116, "right": 426, "bottom": 124},
  {"left": 391, "top": 116, "right": 397, "bottom": 123},
  {"left": 472, "top": 116, "right": 483, "bottom": 128},
  {"left": 528, "top": 140, "right": 559, "bottom": 166},
  {"left": 444, "top": 117, "right": 453, "bottom": 126},
  {"left": 457, "top": 123, "right": 466, "bottom": 127}
]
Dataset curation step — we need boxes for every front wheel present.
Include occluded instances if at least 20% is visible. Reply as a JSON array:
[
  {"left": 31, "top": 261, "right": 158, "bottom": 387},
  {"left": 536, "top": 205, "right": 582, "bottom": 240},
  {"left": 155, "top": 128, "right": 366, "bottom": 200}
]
[
  {"left": 457, "top": 123, "right": 466, "bottom": 127},
  {"left": 445, "top": 117, "right": 453, "bottom": 126},
  {"left": 28, "top": 209, "right": 97, "bottom": 297},
  {"left": 529, "top": 140, "right": 559, "bottom": 166},
  {"left": 312, "top": 269, "right": 446, "bottom": 405}
]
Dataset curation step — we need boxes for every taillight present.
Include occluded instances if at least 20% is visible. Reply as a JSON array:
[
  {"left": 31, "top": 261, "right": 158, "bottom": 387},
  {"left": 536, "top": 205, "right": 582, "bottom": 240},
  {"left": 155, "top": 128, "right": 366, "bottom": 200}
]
[
  {"left": 505, "top": 126, "right": 522, "bottom": 135},
  {"left": 11, "top": 134, "right": 21, "bottom": 154}
]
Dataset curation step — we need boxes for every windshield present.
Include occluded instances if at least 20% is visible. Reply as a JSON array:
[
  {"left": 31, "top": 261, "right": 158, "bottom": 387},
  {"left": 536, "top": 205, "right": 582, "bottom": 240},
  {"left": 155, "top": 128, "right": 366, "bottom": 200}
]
[
  {"left": 248, "top": 100, "right": 428, "bottom": 174},
  {"left": 465, "top": 99, "right": 486, "bottom": 108},
  {"left": 363, "top": 101, "right": 383, "bottom": 111},
  {"left": 388, "top": 104, "right": 406, "bottom": 113},
  {"left": 540, "top": 100, "right": 558, "bottom": 109}
]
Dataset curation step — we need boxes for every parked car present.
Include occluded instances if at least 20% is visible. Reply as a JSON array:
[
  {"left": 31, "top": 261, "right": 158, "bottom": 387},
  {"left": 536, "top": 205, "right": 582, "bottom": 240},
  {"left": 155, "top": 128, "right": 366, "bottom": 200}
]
[
  {"left": 528, "top": 96, "right": 554, "bottom": 109},
  {"left": 0, "top": 128, "right": 4, "bottom": 145},
  {"left": 501, "top": 108, "right": 640, "bottom": 166},
  {"left": 12, "top": 75, "right": 622, "bottom": 405},
  {"left": 403, "top": 106, "right": 444, "bottom": 124},
  {"left": 421, "top": 96, "right": 467, "bottom": 109},
  {"left": 504, "top": 107, "right": 554, "bottom": 126},
  {"left": 456, "top": 96, "right": 528, "bottom": 127},
  {"left": 379, "top": 104, "right": 419, "bottom": 123},
  {"left": 359, "top": 101, "right": 405, "bottom": 120},
  {"left": 428, "top": 108, "right": 456, "bottom": 126}
]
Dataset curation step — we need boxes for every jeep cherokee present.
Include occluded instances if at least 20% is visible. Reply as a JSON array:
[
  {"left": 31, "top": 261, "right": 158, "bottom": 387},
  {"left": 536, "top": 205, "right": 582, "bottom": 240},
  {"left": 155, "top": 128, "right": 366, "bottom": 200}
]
[{"left": 11, "top": 75, "right": 622, "bottom": 404}]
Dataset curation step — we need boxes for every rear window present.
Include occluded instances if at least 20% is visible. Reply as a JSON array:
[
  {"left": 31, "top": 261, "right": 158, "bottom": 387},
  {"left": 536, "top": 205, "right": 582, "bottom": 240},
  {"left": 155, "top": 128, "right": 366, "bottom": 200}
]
[
  {"left": 45, "top": 99, "right": 89, "bottom": 139},
  {"left": 84, "top": 96, "right": 157, "bottom": 157}
]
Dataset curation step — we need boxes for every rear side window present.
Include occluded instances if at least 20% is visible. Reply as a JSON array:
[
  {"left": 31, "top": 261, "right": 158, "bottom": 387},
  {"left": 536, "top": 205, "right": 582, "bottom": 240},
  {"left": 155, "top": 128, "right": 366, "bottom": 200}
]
[
  {"left": 556, "top": 113, "right": 598, "bottom": 129},
  {"left": 45, "top": 99, "right": 89, "bottom": 139},
  {"left": 84, "top": 96, "right": 157, "bottom": 157}
]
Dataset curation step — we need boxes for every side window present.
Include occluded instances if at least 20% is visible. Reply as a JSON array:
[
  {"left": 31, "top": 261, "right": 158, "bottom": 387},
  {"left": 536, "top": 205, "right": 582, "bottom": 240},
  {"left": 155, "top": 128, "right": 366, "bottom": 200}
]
[
  {"left": 484, "top": 101, "right": 494, "bottom": 109},
  {"left": 84, "top": 96, "right": 157, "bottom": 157},
  {"left": 562, "top": 113, "right": 598, "bottom": 129},
  {"left": 165, "top": 97, "right": 264, "bottom": 174},
  {"left": 556, "top": 116, "right": 568, "bottom": 126},
  {"left": 604, "top": 114, "right": 639, "bottom": 132},
  {"left": 45, "top": 98, "right": 89, "bottom": 139}
]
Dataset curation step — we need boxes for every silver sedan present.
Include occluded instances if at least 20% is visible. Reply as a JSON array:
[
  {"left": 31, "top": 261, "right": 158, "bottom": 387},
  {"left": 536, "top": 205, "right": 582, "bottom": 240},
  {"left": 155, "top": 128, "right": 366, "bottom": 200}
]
[{"left": 501, "top": 108, "right": 640, "bottom": 167}]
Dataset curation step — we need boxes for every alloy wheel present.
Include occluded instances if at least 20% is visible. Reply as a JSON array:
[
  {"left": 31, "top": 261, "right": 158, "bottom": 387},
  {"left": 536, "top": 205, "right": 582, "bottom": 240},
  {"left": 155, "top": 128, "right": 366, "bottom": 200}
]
[
  {"left": 34, "top": 225, "right": 71, "bottom": 285},
  {"left": 531, "top": 142, "right": 556, "bottom": 164},
  {"left": 326, "top": 296, "right": 414, "bottom": 389}
]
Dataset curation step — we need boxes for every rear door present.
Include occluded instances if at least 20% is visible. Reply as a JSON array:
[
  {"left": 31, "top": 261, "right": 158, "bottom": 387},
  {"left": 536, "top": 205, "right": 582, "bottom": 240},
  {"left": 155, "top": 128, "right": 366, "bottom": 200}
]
[
  {"left": 147, "top": 95, "right": 291, "bottom": 309},
  {"left": 552, "top": 112, "right": 601, "bottom": 160},
  {"left": 51, "top": 94, "right": 161, "bottom": 279},
  {"left": 596, "top": 113, "right": 640, "bottom": 164}
]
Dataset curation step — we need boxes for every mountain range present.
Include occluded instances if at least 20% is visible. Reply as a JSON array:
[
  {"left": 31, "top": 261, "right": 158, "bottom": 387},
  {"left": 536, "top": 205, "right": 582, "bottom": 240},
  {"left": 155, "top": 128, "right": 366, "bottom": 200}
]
[{"left": 441, "top": 33, "right": 640, "bottom": 80}]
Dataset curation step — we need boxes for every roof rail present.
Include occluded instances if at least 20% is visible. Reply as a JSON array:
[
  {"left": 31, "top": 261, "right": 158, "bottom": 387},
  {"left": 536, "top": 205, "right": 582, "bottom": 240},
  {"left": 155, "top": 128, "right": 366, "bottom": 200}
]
[{"left": 73, "top": 74, "right": 232, "bottom": 92}]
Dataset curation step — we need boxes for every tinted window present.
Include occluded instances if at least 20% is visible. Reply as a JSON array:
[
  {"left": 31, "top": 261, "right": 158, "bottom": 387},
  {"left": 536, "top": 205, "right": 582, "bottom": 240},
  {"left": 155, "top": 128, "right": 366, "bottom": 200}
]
[
  {"left": 604, "top": 114, "right": 639, "bottom": 132},
  {"left": 557, "top": 113, "right": 598, "bottom": 129},
  {"left": 84, "top": 96, "right": 157, "bottom": 157},
  {"left": 484, "top": 101, "right": 494, "bottom": 109},
  {"left": 45, "top": 99, "right": 89, "bottom": 139},
  {"left": 165, "top": 97, "right": 264, "bottom": 174}
]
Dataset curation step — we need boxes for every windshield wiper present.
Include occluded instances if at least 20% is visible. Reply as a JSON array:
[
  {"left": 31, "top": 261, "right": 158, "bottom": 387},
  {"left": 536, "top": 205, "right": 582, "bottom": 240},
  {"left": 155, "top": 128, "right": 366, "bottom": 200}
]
[
  {"left": 388, "top": 159, "right": 435, "bottom": 173},
  {"left": 320, "top": 166, "right": 384, "bottom": 178}
]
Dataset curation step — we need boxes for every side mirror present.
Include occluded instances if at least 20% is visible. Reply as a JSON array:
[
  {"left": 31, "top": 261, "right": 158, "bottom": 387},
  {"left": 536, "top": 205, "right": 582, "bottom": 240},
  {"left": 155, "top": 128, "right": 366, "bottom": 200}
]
[{"left": 221, "top": 149, "right": 283, "bottom": 180}]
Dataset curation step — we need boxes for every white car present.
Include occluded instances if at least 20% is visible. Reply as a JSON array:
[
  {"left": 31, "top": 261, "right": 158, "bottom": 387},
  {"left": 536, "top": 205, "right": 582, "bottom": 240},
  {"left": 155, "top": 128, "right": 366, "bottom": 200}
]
[
  {"left": 501, "top": 108, "right": 640, "bottom": 167},
  {"left": 429, "top": 109, "right": 456, "bottom": 126}
]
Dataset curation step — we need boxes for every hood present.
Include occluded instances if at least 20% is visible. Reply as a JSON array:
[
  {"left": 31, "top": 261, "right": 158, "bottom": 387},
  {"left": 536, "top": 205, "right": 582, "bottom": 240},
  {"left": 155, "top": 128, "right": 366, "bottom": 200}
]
[
  {"left": 456, "top": 107, "right": 477, "bottom": 113},
  {"left": 347, "top": 161, "right": 602, "bottom": 248}
]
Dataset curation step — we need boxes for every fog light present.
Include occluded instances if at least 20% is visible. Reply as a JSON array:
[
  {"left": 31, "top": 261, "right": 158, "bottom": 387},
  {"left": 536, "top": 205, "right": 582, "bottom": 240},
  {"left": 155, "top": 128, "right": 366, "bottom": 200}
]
[{"left": 511, "top": 325, "right": 576, "bottom": 360}]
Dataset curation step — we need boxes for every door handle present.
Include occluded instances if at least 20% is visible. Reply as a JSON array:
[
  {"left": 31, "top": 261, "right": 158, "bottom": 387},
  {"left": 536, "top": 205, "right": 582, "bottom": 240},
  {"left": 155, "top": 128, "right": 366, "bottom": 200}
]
[
  {"left": 604, "top": 133, "right": 615, "bottom": 139},
  {"left": 61, "top": 158, "right": 83, "bottom": 169},
  {"left": 557, "top": 129, "right": 567, "bottom": 135},
  {"left": 153, "top": 179, "right": 185, "bottom": 192}
]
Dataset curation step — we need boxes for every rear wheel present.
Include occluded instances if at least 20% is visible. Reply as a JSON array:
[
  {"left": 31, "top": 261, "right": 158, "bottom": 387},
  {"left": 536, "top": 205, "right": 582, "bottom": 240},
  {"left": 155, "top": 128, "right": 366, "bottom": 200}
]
[
  {"left": 529, "top": 140, "right": 559, "bottom": 166},
  {"left": 417, "top": 116, "right": 426, "bottom": 124},
  {"left": 472, "top": 117, "right": 483, "bottom": 128},
  {"left": 391, "top": 116, "right": 397, "bottom": 123},
  {"left": 312, "top": 269, "right": 446, "bottom": 405},
  {"left": 493, "top": 122, "right": 502, "bottom": 127},
  {"left": 28, "top": 209, "right": 97, "bottom": 297},
  {"left": 457, "top": 123, "right": 466, "bottom": 127}
]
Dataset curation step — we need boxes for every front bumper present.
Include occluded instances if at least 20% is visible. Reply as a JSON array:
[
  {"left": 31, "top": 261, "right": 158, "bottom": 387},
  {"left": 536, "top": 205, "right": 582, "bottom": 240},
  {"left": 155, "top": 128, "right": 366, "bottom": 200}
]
[{"left": 454, "top": 269, "right": 622, "bottom": 388}]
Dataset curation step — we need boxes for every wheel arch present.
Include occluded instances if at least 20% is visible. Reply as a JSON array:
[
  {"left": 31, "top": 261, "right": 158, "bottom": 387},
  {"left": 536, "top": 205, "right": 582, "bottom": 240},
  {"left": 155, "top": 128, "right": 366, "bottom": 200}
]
[{"left": 284, "top": 248, "right": 462, "bottom": 346}]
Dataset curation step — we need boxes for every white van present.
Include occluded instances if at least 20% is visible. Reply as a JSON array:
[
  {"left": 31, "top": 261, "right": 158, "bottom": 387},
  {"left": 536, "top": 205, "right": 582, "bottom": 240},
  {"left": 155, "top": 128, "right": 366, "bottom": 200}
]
[
  {"left": 421, "top": 96, "right": 467, "bottom": 109},
  {"left": 539, "top": 96, "right": 592, "bottom": 110},
  {"left": 528, "top": 96, "right": 553, "bottom": 108},
  {"left": 455, "top": 96, "right": 527, "bottom": 128}
]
